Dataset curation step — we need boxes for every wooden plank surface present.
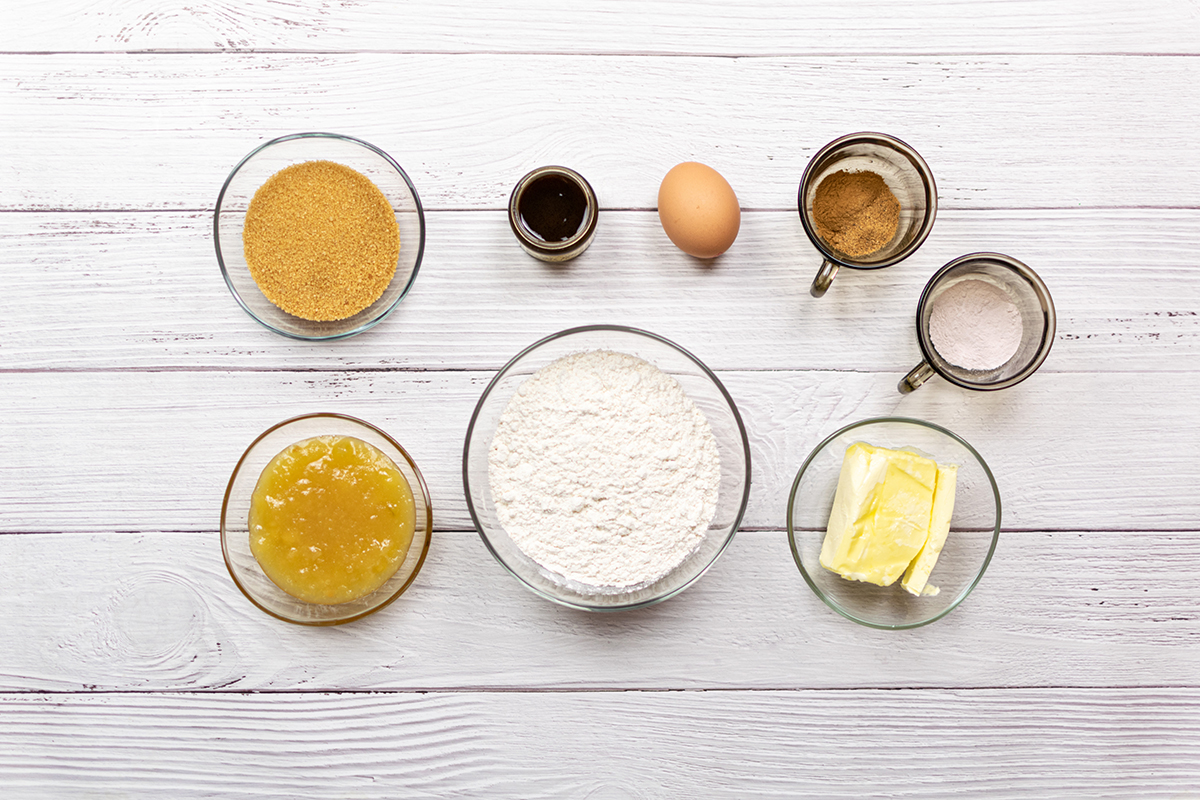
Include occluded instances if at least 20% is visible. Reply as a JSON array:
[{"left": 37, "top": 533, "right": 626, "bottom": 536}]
[
  {"left": 0, "top": 689, "right": 1196, "bottom": 799},
  {"left": 6, "top": 0, "right": 1199, "bottom": 55},
  {"left": 2, "top": 209, "right": 1197, "bottom": 372},
  {"left": 0, "top": 530, "right": 1196, "bottom": 692},
  {"left": 3, "top": 369, "right": 1197, "bottom": 534},
  {"left": 3, "top": 55, "right": 1200, "bottom": 212},
  {"left": 3, "top": 0, "right": 1199, "bottom": 795}
]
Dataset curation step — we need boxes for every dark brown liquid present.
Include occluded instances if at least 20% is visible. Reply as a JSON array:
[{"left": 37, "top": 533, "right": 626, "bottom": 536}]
[{"left": 518, "top": 175, "right": 587, "bottom": 243}]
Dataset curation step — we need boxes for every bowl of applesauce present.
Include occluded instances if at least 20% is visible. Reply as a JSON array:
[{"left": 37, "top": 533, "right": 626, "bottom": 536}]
[{"left": 221, "top": 413, "right": 432, "bottom": 625}]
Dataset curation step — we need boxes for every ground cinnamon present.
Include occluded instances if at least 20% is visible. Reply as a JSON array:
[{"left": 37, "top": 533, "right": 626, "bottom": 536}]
[{"left": 811, "top": 170, "right": 900, "bottom": 259}]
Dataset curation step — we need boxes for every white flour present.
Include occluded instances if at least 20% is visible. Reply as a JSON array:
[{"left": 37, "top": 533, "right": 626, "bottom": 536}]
[
  {"left": 488, "top": 349, "right": 721, "bottom": 588},
  {"left": 929, "top": 278, "right": 1023, "bottom": 371}
]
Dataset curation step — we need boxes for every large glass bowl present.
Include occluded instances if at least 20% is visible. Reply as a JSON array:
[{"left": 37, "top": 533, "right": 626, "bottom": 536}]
[
  {"left": 221, "top": 413, "right": 433, "bottom": 625},
  {"left": 787, "top": 417, "right": 1001, "bottom": 629},
  {"left": 463, "top": 325, "right": 752, "bottom": 611},
  {"left": 214, "top": 132, "right": 425, "bottom": 340}
]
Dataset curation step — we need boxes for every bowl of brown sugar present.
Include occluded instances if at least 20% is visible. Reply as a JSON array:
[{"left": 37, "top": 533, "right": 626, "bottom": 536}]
[{"left": 215, "top": 132, "right": 426, "bottom": 340}]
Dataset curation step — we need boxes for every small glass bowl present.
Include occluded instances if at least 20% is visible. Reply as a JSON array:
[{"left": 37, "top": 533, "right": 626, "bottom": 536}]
[
  {"left": 214, "top": 132, "right": 426, "bottom": 340},
  {"left": 221, "top": 413, "right": 433, "bottom": 625},
  {"left": 787, "top": 417, "right": 1000, "bottom": 629},
  {"left": 462, "top": 325, "right": 752, "bottom": 611}
]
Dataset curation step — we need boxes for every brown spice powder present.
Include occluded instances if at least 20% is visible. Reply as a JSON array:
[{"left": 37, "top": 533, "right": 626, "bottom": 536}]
[
  {"left": 811, "top": 170, "right": 900, "bottom": 259},
  {"left": 244, "top": 160, "right": 400, "bottom": 322}
]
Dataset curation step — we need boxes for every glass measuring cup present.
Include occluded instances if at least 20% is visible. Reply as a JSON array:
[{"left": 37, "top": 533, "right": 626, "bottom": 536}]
[
  {"left": 899, "top": 253, "right": 1056, "bottom": 393},
  {"left": 799, "top": 133, "right": 937, "bottom": 297}
]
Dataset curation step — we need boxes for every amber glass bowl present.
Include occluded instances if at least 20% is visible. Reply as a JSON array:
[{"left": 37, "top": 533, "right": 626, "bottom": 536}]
[
  {"left": 221, "top": 413, "right": 432, "bottom": 625},
  {"left": 214, "top": 132, "right": 425, "bottom": 340}
]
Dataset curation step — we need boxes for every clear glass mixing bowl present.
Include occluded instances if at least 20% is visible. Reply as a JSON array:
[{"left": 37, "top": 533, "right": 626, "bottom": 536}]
[{"left": 463, "top": 325, "right": 752, "bottom": 611}]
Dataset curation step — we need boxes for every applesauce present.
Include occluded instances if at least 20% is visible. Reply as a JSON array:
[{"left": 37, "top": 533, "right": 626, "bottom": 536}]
[{"left": 249, "top": 435, "right": 416, "bottom": 605}]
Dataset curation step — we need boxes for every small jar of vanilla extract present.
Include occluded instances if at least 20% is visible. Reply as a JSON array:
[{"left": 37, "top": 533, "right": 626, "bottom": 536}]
[{"left": 508, "top": 166, "right": 598, "bottom": 263}]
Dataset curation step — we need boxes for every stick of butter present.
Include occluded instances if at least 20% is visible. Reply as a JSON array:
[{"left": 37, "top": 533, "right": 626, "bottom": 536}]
[
  {"left": 819, "top": 442, "right": 955, "bottom": 591},
  {"left": 901, "top": 463, "right": 958, "bottom": 596}
]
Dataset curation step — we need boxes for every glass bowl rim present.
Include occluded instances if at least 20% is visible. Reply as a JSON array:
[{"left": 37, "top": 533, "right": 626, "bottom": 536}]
[
  {"left": 796, "top": 130, "right": 938, "bottom": 271},
  {"left": 213, "top": 131, "right": 427, "bottom": 342},
  {"left": 220, "top": 411, "right": 434, "bottom": 626},
  {"left": 786, "top": 415, "right": 1001, "bottom": 630},
  {"left": 461, "top": 323, "right": 753, "bottom": 612},
  {"left": 914, "top": 252, "right": 1057, "bottom": 392}
]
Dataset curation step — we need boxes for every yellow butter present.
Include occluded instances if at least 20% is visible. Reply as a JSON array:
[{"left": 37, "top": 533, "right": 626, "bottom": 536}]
[
  {"left": 819, "top": 442, "right": 953, "bottom": 589},
  {"left": 901, "top": 463, "right": 959, "bottom": 596}
]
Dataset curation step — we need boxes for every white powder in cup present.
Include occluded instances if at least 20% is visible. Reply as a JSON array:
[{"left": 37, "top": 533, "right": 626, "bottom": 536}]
[
  {"left": 928, "top": 279, "right": 1023, "bottom": 371},
  {"left": 488, "top": 349, "right": 721, "bottom": 588}
]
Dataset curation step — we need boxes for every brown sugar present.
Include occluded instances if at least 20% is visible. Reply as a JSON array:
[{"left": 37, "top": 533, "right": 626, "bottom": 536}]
[
  {"left": 811, "top": 169, "right": 900, "bottom": 259},
  {"left": 243, "top": 160, "right": 400, "bottom": 322}
]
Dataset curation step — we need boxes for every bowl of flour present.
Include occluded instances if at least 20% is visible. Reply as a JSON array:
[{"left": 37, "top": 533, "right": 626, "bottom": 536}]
[{"left": 463, "top": 325, "right": 752, "bottom": 611}]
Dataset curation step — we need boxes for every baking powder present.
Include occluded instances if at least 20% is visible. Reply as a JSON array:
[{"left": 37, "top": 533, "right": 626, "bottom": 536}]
[
  {"left": 488, "top": 350, "right": 721, "bottom": 588},
  {"left": 928, "top": 279, "right": 1023, "bottom": 371}
]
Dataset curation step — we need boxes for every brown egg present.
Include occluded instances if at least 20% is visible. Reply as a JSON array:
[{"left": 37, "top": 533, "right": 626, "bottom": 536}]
[{"left": 657, "top": 162, "right": 741, "bottom": 259}]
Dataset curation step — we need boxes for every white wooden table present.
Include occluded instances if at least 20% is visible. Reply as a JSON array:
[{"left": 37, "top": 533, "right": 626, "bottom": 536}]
[{"left": 3, "top": 2, "right": 1199, "bottom": 796}]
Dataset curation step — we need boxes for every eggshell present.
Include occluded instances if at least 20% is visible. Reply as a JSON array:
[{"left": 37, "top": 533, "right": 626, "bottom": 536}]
[{"left": 657, "top": 162, "right": 741, "bottom": 259}]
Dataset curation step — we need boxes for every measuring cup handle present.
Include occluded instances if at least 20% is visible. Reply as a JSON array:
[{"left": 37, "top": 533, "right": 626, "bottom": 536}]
[
  {"left": 898, "top": 361, "right": 936, "bottom": 394},
  {"left": 809, "top": 259, "right": 840, "bottom": 298}
]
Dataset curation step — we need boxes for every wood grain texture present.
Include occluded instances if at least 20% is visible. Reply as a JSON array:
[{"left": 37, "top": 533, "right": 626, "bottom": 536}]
[
  {"left": 5, "top": 0, "right": 1199, "bottom": 55},
  {"left": 3, "top": 54, "right": 1200, "bottom": 211},
  {"left": 0, "top": 689, "right": 1196, "bottom": 799},
  {"left": 2, "top": 369, "right": 1198, "bottom": 534},
  {"left": 0, "top": 530, "right": 1195, "bottom": 692},
  {"left": 3, "top": 209, "right": 1197, "bottom": 372},
  {"left": 4, "top": 1, "right": 1200, "bottom": 793}
]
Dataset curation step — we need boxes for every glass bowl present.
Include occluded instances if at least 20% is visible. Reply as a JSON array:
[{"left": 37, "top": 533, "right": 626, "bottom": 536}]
[
  {"left": 214, "top": 132, "right": 426, "bottom": 340},
  {"left": 462, "top": 325, "right": 752, "bottom": 611},
  {"left": 221, "top": 413, "right": 432, "bottom": 625},
  {"left": 787, "top": 417, "right": 1000, "bottom": 629}
]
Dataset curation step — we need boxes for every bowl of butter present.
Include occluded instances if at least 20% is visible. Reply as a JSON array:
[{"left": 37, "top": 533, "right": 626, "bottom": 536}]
[{"left": 787, "top": 417, "right": 1000, "bottom": 629}]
